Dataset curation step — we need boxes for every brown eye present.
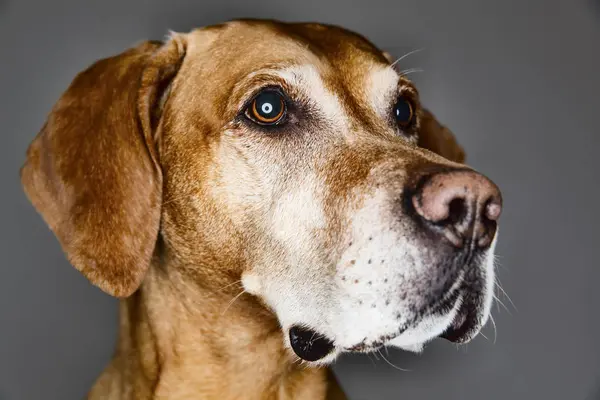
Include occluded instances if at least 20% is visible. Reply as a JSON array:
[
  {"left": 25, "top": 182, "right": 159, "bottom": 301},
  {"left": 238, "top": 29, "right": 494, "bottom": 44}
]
[
  {"left": 247, "top": 90, "right": 286, "bottom": 124},
  {"left": 393, "top": 96, "right": 414, "bottom": 128}
]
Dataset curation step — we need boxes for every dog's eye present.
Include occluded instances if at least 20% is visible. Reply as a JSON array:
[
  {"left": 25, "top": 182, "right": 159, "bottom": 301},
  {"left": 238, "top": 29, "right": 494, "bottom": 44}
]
[
  {"left": 393, "top": 96, "right": 414, "bottom": 128},
  {"left": 246, "top": 90, "right": 286, "bottom": 125}
]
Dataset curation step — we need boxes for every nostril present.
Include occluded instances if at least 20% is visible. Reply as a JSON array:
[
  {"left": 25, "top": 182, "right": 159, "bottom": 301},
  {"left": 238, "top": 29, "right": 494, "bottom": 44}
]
[
  {"left": 446, "top": 197, "right": 467, "bottom": 225},
  {"left": 409, "top": 168, "right": 502, "bottom": 249},
  {"left": 485, "top": 198, "right": 502, "bottom": 221}
]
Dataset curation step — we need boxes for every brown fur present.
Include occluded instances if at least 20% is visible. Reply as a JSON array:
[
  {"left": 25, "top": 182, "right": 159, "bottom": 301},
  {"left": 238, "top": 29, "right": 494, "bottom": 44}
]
[{"left": 21, "top": 20, "right": 466, "bottom": 399}]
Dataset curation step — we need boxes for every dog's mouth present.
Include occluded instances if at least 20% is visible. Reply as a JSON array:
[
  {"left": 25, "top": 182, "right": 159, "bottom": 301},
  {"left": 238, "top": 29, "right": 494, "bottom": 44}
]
[
  {"left": 288, "top": 288, "right": 484, "bottom": 362},
  {"left": 439, "top": 294, "right": 482, "bottom": 343}
]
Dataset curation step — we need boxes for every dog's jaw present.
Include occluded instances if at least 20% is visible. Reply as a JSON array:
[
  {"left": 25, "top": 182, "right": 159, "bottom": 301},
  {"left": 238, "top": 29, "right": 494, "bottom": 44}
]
[
  {"left": 242, "top": 183, "right": 500, "bottom": 364},
  {"left": 20, "top": 19, "right": 504, "bottom": 399}
]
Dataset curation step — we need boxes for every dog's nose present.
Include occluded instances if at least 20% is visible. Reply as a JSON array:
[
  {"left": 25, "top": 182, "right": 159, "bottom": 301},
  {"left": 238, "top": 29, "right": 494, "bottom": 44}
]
[{"left": 411, "top": 169, "right": 502, "bottom": 248}]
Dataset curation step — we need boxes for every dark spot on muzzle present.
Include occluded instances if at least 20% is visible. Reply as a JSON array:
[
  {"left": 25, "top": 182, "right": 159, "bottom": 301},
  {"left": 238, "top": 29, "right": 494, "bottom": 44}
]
[{"left": 289, "top": 325, "right": 334, "bottom": 361}]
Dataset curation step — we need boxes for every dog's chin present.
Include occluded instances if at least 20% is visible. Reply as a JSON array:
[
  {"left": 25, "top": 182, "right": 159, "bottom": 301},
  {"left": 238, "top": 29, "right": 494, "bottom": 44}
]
[
  {"left": 279, "top": 239, "right": 498, "bottom": 364},
  {"left": 288, "top": 289, "right": 488, "bottom": 364},
  {"left": 392, "top": 293, "right": 488, "bottom": 351}
]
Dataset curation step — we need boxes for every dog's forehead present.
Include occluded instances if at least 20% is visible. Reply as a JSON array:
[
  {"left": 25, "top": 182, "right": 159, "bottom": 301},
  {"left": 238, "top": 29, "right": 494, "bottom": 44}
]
[
  {"left": 177, "top": 20, "right": 402, "bottom": 129},
  {"left": 186, "top": 20, "right": 392, "bottom": 88},
  {"left": 280, "top": 21, "right": 390, "bottom": 67}
]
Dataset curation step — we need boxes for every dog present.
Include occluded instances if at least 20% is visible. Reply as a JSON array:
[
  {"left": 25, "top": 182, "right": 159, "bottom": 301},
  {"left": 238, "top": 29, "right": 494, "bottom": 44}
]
[{"left": 21, "top": 19, "right": 502, "bottom": 399}]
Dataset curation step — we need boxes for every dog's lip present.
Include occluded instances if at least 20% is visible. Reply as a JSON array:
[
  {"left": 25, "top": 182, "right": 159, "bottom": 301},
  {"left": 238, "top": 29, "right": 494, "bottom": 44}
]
[
  {"left": 440, "top": 300, "right": 479, "bottom": 343},
  {"left": 346, "top": 343, "right": 385, "bottom": 353},
  {"left": 317, "top": 277, "right": 483, "bottom": 354},
  {"left": 344, "top": 287, "right": 465, "bottom": 353},
  {"left": 345, "top": 332, "right": 402, "bottom": 353}
]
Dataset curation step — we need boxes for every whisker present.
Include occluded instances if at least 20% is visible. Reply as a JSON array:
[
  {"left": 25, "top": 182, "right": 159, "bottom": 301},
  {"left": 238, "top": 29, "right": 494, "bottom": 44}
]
[
  {"left": 489, "top": 313, "right": 498, "bottom": 344},
  {"left": 390, "top": 48, "right": 425, "bottom": 68},
  {"left": 495, "top": 279, "right": 518, "bottom": 311},
  {"left": 221, "top": 289, "right": 246, "bottom": 316},
  {"left": 399, "top": 68, "right": 424, "bottom": 77},
  {"left": 495, "top": 290, "right": 502, "bottom": 313},
  {"left": 390, "top": 47, "right": 425, "bottom": 68},
  {"left": 493, "top": 294, "right": 512, "bottom": 315},
  {"left": 366, "top": 353, "right": 377, "bottom": 367},
  {"left": 215, "top": 280, "right": 243, "bottom": 293},
  {"left": 378, "top": 349, "right": 411, "bottom": 372},
  {"left": 493, "top": 254, "right": 510, "bottom": 272},
  {"left": 494, "top": 284, "right": 501, "bottom": 313}
]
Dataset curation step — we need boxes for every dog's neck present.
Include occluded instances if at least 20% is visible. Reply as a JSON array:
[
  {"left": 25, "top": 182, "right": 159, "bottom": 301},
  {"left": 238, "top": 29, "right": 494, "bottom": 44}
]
[{"left": 89, "top": 254, "right": 346, "bottom": 400}]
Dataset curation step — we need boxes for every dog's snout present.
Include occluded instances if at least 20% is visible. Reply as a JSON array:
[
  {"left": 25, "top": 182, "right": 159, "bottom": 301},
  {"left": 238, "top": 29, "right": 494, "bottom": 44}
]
[{"left": 411, "top": 169, "right": 502, "bottom": 248}]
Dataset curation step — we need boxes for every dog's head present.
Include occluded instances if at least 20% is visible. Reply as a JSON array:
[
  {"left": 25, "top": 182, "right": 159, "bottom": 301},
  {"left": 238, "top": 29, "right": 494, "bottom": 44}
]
[{"left": 21, "top": 20, "right": 501, "bottom": 363}]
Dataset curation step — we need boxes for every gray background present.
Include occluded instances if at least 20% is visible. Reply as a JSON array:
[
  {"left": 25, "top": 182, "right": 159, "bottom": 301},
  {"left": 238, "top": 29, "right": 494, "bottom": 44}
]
[{"left": 1, "top": 0, "right": 599, "bottom": 399}]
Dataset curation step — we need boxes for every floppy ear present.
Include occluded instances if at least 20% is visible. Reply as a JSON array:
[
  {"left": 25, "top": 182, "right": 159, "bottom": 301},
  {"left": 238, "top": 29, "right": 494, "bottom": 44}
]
[
  {"left": 418, "top": 109, "right": 466, "bottom": 163},
  {"left": 20, "top": 36, "right": 186, "bottom": 297}
]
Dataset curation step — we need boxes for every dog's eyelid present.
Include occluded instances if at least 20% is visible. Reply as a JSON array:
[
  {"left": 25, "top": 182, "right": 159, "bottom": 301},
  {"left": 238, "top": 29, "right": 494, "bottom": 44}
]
[
  {"left": 390, "top": 87, "right": 420, "bottom": 137},
  {"left": 230, "top": 70, "right": 291, "bottom": 106},
  {"left": 396, "top": 83, "right": 418, "bottom": 99}
]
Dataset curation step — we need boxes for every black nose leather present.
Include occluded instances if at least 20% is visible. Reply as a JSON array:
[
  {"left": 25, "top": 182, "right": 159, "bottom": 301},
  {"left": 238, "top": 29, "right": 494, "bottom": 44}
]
[{"left": 289, "top": 325, "right": 334, "bottom": 361}]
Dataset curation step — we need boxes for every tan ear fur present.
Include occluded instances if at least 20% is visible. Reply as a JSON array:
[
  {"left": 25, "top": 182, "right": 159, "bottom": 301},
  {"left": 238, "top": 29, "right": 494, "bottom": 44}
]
[
  {"left": 418, "top": 109, "right": 466, "bottom": 163},
  {"left": 20, "top": 37, "right": 186, "bottom": 297}
]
